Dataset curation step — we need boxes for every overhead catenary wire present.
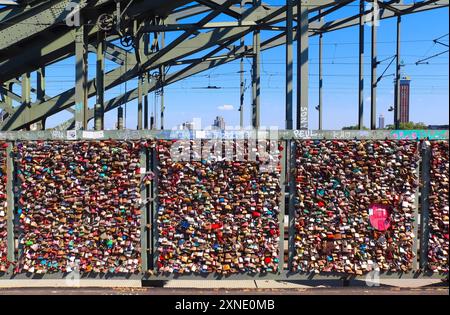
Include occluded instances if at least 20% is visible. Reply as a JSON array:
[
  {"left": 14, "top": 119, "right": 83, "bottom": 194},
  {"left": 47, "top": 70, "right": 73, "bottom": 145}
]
[
  {"left": 415, "top": 33, "right": 449, "bottom": 65},
  {"left": 2, "top": 11, "right": 448, "bottom": 128},
  {"left": 433, "top": 33, "right": 449, "bottom": 47},
  {"left": 416, "top": 50, "right": 449, "bottom": 65}
]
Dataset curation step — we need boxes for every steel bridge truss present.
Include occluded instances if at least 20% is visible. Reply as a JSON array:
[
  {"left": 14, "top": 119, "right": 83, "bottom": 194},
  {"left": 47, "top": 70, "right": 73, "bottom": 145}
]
[{"left": 0, "top": 0, "right": 449, "bottom": 132}]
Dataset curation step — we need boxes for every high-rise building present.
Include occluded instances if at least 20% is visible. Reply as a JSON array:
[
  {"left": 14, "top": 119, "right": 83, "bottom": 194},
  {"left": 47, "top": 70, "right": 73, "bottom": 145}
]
[
  {"left": 181, "top": 122, "right": 195, "bottom": 130},
  {"left": 212, "top": 116, "right": 226, "bottom": 130},
  {"left": 179, "top": 118, "right": 201, "bottom": 130},
  {"left": 378, "top": 114, "right": 385, "bottom": 129},
  {"left": 399, "top": 76, "right": 411, "bottom": 123}
]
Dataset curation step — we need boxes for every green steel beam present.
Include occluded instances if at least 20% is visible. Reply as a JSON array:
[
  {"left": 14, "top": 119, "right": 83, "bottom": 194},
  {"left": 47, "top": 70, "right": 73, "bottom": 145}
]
[
  {"left": 78, "top": 0, "right": 447, "bottom": 127},
  {"left": 0, "top": 129, "right": 448, "bottom": 141},
  {"left": 286, "top": 0, "right": 293, "bottom": 130},
  {"left": 297, "top": 1, "right": 309, "bottom": 130},
  {"left": 313, "top": 0, "right": 449, "bottom": 35},
  {"left": 74, "top": 22, "right": 88, "bottom": 130},
  {"left": 160, "top": 27, "right": 166, "bottom": 130},
  {"left": 195, "top": 0, "right": 242, "bottom": 19},
  {"left": 371, "top": 0, "right": 378, "bottom": 130},
  {"left": 358, "top": 0, "right": 364, "bottom": 130},
  {"left": 0, "top": 0, "right": 114, "bottom": 51},
  {"left": 95, "top": 31, "right": 106, "bottom": 131},
  {"left": 0, "top": 0, "right": 342, "bottom": 83},
  {"left": 0, "top": 0, "right": 191, "bottom": 82},
  {"left": 0, "top": 0, "right": 447, "bottom": 131},
  {"left": 1, "top": 20, "right": 260, "bottom": 130},
  {"left": 252, "top": 0, "right": 261, "bottom": 129},
  {"left": 0, "top": 85, "right": 20, "bottom": 105},
  {"left": 21, "top": 72, "right": 31, "bottom": 130}
]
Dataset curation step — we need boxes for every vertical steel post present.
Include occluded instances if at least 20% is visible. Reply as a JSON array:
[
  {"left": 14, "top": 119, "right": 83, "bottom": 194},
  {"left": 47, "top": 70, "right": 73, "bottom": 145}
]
[
  {"left": 144, "top": 34, "right": 150, "bottom": 130},
  {"left": 75, "top": 22, "right": 88, "bottom": 131},
  {"left": 370, "top": 0, "right": 378, "bottom": 130},
  {"left": 278, "top": 138, "right": 287, "bottom": 274},
  {"left": 252, "top": 51, "right": 256, "bottom": 128},
  {"left": 252, "top": 0, "right": 261, "bottom": 129},
  {"left": 413, "top": 141, "right": 420, "bottom": 271},
  {"left": 394, "top": 15, "right": 401, "bottom": 130},
  {"left": 140, "top": 148, "right": 148, "bottom": 273},
  {"left": 160, "top": 26, "right": 166, "bottom": 131},
  {"left": 138, "top": 76, "right": 144, "bottom": 130},
  {"left": 145, "top": 145, "right": 152, "bottom": 270},
  {"left": 21, "top": 74, "right": 31, "bottom": 103},
  {"left": 160, "top": 85, "right": 165, "bottom": 131},
  {"left": 6, "top": 142, "right": 15, "bottom": 270},
  {"left": 144, "top": 73, "right": 150, "bottom": 130},
  {"left": 318, "top": 32, "right": 323, "bottom": 130},
  {"left": 151, "top": 147, "right": 159, "bottom": 271},
  {"left": 286, "top": 0, "right": 294, "bottom": 130},
  {"left": 287, "top": 140, "right": 297, "bottom": 271},
  {"left": 358, "top": 0, "right": 365, "bottom": 130},
  {"left": 116, "top": 0, "right": 121, "bottom": 32},
  {"left": 95, "top": 31, "right": 105, "bottom": 131},
  {"left": 420, "top": 141, "right": 431, "bottom": 270},
  {"left": 297, "top": 1, "right": 309, "bottom": 130},
  {"left": 21, "top": 73, "right": 31, "bottom": 130},
  {"left": 37, "top": 68, "right": 46, "bottom": 130},
  {"left": 240, "top": 57, "right": 245, "bottom": 129},
  {"left": 4, "top": 83, "right": 13, "bottom": 111},
  {"left": 137, "top": 22, "right": 144, "bottom": 131},
  {"left": 239, "top": 0, "right": 245, "bottom": 129},
  {"left": 37, "top": 68, "right": 45, "bottom": 102}
]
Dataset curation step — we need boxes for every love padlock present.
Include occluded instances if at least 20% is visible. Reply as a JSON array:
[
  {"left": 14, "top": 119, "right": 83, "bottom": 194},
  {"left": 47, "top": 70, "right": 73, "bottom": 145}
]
[
  {"left": 156, "top": 139, "right": 283, "bottom": 275},
  {"left": 293, "top": 140, "right": 419, "bottom": 275},
  {"left": 14, "top": 140, "right": 145, "bottom": 274},
  {"left": 428, "top": 141, "right": 449, "bottom": 273}
]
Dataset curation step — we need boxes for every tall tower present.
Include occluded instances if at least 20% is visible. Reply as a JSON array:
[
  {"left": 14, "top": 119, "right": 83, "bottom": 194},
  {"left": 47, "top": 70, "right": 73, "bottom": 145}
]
[
  {"left": 213, "top": 116, "right": 226, "bottom": 130},
  {"left": 399, "top": 76, "right": 411, "bottom": 123},
  {"left": 378, "top": 114, "right": 385, "bottom": 129}
]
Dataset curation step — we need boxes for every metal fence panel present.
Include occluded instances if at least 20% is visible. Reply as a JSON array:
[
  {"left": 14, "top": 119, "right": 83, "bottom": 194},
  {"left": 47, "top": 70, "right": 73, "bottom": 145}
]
[
  {"left": 427, "top": 141, "right": 449, "bottom": 274},
  {"left": 0, "top": 131, "right": 448, "bottom": 281},
  {"left": 151, "top": 139, "right": 283, "bottom": 278},
  {"left": 9, "top": 140, "right": 144, "bottom": 278},
  {"left": 292, "top": 140, "right": 421, "bottom": 275},
  {"left": 0, "top": 142, "right": 8, "bottom": 275}
]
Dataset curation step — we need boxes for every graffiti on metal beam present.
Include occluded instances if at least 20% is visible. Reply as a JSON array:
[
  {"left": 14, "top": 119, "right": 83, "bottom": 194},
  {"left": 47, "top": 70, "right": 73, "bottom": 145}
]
[{"left": 390, "top": 130, "right": 449, "bottom": 140}]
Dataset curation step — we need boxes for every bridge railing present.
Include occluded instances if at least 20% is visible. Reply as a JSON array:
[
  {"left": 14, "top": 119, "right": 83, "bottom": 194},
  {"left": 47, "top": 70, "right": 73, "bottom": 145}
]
[{"left": 0, "top": 130, "right": 448, "bottom": 281}]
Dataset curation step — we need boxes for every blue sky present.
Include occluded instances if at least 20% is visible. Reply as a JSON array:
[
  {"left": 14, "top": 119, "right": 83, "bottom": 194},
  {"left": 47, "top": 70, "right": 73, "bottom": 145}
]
[{"left": 5, "top": 1, "right": 448, "bottom": 130}]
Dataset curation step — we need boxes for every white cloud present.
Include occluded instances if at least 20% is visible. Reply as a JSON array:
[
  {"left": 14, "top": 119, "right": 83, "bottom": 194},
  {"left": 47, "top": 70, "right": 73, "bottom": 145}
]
[{"left": 218, "top": 104, "right": 234, "bottom": 111}]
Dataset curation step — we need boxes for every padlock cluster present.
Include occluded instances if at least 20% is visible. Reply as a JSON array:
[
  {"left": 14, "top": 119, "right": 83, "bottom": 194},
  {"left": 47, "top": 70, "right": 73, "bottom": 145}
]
[
  {"left": 156, "top": 139, "right": 282, "bottom": 275},
  {"left": 293, "top": 140, "right": 419, "bottom": 274},
  {"left": 0, "top": 142, "right": 8, "bottom": 272},
  {"left": 14, "top": 141, "right": 143, "bottom": 274},
  {"left": 428, "top": 141, "right": 449, "bottom": 273}
]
